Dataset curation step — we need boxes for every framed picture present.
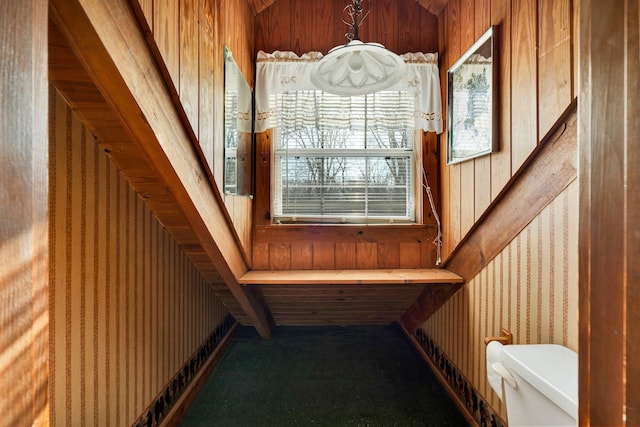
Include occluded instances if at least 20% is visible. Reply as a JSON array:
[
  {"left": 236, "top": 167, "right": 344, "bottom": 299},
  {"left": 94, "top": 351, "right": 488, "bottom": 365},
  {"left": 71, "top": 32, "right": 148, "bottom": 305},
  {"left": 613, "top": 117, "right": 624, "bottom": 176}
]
[{"left": 446, "top": 27, "right": 497, "bottom": 164}]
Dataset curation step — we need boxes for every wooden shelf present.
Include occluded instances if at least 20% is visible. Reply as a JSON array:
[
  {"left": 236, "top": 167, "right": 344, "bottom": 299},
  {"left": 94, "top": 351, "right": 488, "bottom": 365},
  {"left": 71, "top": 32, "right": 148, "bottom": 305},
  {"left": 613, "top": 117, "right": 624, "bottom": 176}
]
[{"left": 239, "top": 269, "right": 464, "bottom": 286}]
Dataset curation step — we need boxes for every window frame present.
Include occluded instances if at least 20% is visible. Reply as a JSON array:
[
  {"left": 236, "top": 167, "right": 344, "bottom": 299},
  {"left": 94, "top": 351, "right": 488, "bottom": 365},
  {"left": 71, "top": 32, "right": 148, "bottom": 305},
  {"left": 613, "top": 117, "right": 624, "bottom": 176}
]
[{"left": 269, "top": 90, "right": 423, "bottom": 225}]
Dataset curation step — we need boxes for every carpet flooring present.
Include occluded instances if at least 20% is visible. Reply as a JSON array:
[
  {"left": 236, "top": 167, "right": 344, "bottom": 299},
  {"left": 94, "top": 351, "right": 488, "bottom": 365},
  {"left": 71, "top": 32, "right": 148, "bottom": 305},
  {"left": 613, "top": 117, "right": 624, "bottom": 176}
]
[{"left": 181, "top": 324, "right": 470, "bottom": 427}]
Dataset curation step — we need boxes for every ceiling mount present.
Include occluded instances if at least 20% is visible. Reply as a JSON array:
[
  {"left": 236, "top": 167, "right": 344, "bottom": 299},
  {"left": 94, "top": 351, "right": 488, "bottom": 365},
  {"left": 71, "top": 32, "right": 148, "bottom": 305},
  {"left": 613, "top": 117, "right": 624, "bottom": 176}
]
[{"left": 310, "top": 0, "right": 406, "bottom": 96}]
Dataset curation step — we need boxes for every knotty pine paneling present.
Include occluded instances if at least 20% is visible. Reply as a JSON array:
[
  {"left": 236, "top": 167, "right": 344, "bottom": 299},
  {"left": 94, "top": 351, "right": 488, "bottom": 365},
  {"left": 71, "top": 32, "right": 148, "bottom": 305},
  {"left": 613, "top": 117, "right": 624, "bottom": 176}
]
[
  {"left": 439, "top": 0, "right": 576, "bottom": 259},
  {"left": 421, "top": 181, "right": 578, "bottom": 422},
  {"left": 50, "top": 90, "right": 230, "bottom": 426}
]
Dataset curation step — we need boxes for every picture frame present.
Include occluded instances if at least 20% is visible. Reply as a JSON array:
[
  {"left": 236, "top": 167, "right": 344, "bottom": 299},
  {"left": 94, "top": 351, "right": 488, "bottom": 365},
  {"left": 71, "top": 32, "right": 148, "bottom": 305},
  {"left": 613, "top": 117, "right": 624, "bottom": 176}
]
[{"left": 446, "top": 27, "right": 497, "bottom": 165}]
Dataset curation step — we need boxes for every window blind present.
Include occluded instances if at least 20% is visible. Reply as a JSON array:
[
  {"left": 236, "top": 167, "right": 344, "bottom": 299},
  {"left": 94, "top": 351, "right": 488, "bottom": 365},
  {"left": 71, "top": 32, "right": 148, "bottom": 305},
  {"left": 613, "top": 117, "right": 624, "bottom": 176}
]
[{"left": 273, "top": 90, "right": 416, "bottom": 224}]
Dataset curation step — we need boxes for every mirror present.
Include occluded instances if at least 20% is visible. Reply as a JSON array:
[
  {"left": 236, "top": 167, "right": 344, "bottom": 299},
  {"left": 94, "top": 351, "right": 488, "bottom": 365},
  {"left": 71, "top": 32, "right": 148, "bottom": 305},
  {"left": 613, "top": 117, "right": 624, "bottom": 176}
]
[
  {"left": 446, "top": 27, "right": 497, "bottom": 164},
  {"left": 224, "top": 46, "right": 253, "bottom": 196}
]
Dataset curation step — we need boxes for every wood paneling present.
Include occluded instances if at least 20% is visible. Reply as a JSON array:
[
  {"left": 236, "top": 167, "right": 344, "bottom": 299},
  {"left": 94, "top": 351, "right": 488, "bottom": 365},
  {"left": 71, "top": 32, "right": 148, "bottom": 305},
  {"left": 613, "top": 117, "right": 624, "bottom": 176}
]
[
  {"left": 49, "top": 0, "right": 274, "bottom": 338},
  {"left": 180, "top": 0, "right": 200, "bottom": 134},
  {"left": 538, "top": 0, "right": 571, "bottom": 137},
  {"left": 49, "top": 89, "right": 231, "bottom": 425},
  {"left": 446, "top": 104, "right": 576, "bottom": 282},
  {"left": 579, "top": 1, "right": 640, "bottom": 424},
  {"left": 136, "top": 0, "right": 255, "bottom": 248},
  {"left": 489, "top": 0, "right": 512, "bottom": 199},
  {"left": 510, "top": 0, "right": 537, "bottom": 170},
  {"left": 250, "top": 0, "right": 452, "bottom": 17},
  {"left": 253, "top": 224, "right": 441, "bottom": 270},
  {"left": 0, "top": 1, "right": 49, "bottom": 425},
  {"left": 421, "top": 181, "right": 579, "bottom": 421},
  {"left": 439, "top": 0, "right": 576, "bottom": 260},
  {"left": 253, "top": 0, "right": 441, "bottom": 276},
  {"left": 257, "top": 284, "right": 428, "bottom": 325},
  {"left": 154, "top": 0, "right": 180, "bottom": 86},
  {"left": 255, "top": 0, "right": 438, "bottom": 56}
]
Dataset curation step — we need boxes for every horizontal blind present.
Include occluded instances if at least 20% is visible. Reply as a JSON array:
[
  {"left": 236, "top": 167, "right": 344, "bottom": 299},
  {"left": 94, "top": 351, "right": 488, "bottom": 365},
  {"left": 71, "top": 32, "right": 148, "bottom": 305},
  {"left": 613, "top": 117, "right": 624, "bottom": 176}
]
[{"left": 273, "top": 90, "right": 416, "bottom": 223}]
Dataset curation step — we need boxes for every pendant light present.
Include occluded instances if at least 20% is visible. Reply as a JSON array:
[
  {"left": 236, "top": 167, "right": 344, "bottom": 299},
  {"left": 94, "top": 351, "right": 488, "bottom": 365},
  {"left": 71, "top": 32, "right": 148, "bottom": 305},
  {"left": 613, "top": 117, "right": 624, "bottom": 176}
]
[{"left": 310, "top": 0, "right": 406, "bottom": 96}]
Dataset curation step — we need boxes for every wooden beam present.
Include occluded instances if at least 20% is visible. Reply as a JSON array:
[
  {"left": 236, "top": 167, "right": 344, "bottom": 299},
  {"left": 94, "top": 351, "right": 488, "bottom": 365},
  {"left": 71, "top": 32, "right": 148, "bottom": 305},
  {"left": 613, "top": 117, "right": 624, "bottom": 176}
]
[
  {"left": 48, "top": 21, "right": 225, "bottom": 285},
  {"left": 579, "top": 1, "right": 639, "bottom": 424},
  {"left": 400, "top": 283, "right": 463, "bottom": 332},
  {"left": 416, "top": 0, "right": 451, "bottom": 16},
  {"left": 0, "top": 0, "right": 49, "bottom": 424},
  {"left": 401, "top": 101, "right": 577, "bottom": 332},
  {"left": 445, "top": 100, "right": 577, "bottom": 281},
  {"left": 240, "top": 268, "right": 463, "bottom": 285},
  {"left": 49, "top": 0, "right": 275, "bottom": 339}
]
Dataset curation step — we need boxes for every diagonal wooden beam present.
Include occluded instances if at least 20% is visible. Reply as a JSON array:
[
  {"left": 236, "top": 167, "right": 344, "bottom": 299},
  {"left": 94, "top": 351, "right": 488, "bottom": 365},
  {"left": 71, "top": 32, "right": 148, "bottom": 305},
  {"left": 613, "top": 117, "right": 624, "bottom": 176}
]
[
  {"left": 49, "top": 0, "right": 275, "bottom": 338},
  {"left": 401, "top": 100, "right": 577, "bottom": 332}
]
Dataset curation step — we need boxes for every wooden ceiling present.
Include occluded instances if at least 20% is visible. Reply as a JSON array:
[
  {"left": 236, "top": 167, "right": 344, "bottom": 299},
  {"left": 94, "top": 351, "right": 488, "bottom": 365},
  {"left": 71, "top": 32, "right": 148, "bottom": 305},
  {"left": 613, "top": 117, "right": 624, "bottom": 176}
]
[{"left": 248, "top": 0, "right": 450, "bottom": 16}]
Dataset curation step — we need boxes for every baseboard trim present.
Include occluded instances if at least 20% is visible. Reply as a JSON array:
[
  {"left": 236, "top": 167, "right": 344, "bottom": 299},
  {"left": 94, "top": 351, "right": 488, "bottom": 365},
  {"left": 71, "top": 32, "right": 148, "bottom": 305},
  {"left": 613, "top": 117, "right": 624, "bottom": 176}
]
[
  {"left": 400, "top": 323, "right": 507, "bottom": 427},
  {"left": 160, "top": 320, "right": 239, "bottom": 426}
]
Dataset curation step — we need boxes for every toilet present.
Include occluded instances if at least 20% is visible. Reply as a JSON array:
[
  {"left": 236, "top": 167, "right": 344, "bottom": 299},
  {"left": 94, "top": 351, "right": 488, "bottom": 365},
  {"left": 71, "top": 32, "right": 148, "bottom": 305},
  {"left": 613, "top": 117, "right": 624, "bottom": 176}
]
[{"left": 487, "top": 343, "right": 578, "bottom": 426}]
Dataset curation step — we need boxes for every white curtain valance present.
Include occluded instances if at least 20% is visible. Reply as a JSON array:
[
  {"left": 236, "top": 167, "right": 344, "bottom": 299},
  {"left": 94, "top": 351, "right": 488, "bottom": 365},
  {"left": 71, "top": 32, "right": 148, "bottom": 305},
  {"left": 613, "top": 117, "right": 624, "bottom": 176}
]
[{"left": 255, "top": 50, "right": 443, "bottom": 134}]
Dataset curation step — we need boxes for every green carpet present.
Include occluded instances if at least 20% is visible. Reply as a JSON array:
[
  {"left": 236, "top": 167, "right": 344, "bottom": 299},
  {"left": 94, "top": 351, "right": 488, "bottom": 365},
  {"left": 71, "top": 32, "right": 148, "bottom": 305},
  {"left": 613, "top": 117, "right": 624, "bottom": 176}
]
[{"left": 181, "top": 324, "right": 470, "bottom": 427}]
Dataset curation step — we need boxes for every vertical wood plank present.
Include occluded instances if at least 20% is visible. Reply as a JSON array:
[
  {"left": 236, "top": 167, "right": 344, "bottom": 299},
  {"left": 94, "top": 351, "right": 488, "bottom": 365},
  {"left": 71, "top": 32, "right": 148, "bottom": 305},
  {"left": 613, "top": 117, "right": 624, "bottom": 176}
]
[
  {"left": 377, "top": 242, "right": 400, "bottom": 268},
  {"left": 447, "top": 0, "right": 462, "bottom": 249},
  {"left": 137, "top": 0, "right": 154, "bottom": 31},
  {"left": 199, "top": 0, "right": 216, "bottom": 171},
  {"left": 399, "top": 1, "right": 423, "bottom": 53},
  {"left": 579, "top": 0, "right": 639, "bottom": 423},
  {"left": 335, "top": 243, "right": 357, "bottom": 269},
  {"left": 269, "top": 243, "right": 292, "bottom": 270},
  {"left": 356, "top": 243, "right": 377, "bottom": 269},
  {"left": 438, "top": 7, "right": 451, "bottom": 258},
  {"left": 510, "top": 0, "right": 538, "bottom": 171},
  {"left": 423, "top": 132, "right": 440, "bottom": 226},
  {"left": 180, "top": 0, "right": 199, "bottom": 133},
  {"left": 399, "top": 242, "right": 422, "bottom": 269},
  {"left": 154, "top": 0, "right": 180, "bottom": 87},
  {"left": 538, "top": 0, "right": 571, "bottom": 137},
  {"left": 212, "top": 0, "right": 225, "bottom": 193},
  {"left": 253, "top": 242, "right": 270, "bottom": 269},
  {"left": 490, "top": 0, "right": 512, "bottom": 199},
  {"left": 374, "top": 0, "right": 399, "bottom": 53},
  {"left": 419, "top": 9, "right": 439, "bottom": 53},
  {"left": 292, "top": 0, "right": 335, "bottom": 54},
  {"left": 290, "top": 242, "right": 313, "bottom": 269},
  {"left": 254, "top": 0, "right": 293, "bottom": 53},
  {"left": 458, "top": 0, "right": 475, "bottom": 239},
  {"left": 626, "top": 4, "right": 640, "bottom": 422},
  {"left": 473, "top": 0, "right": 492, "bottom": 219},
  {"left": 312, "top": 242, "right": 336, "bottom": 270},
  {"left": 254, "top": 131, "right": 272, "bottom": 226}
]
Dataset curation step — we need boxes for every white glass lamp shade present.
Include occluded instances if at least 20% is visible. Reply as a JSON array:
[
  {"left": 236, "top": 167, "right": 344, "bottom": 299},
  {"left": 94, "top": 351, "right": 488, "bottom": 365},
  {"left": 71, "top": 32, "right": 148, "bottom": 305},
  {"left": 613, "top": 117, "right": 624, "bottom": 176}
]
[{"left": 310, "top": 40, "right": 407, "bottom": 96}]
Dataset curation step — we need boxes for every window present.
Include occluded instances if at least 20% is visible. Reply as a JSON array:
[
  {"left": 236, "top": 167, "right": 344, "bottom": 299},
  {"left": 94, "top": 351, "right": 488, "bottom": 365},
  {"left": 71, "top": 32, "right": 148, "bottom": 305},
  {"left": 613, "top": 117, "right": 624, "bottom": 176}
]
[{"left": 272, "top": 90, "right": 417, "bottom": 224}]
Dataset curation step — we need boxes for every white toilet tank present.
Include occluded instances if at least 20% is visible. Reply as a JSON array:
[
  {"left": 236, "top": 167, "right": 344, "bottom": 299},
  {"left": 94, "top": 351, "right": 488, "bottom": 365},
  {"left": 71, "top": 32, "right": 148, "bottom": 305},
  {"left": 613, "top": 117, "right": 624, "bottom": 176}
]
[{"left": 499, "top": 344, "right": 578, "bottom": 427}]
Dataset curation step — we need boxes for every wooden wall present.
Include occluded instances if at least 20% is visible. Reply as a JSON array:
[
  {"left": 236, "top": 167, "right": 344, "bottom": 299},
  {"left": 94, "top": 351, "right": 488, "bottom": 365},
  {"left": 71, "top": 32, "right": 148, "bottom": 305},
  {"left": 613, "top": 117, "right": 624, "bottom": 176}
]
[
  {"left": 0, "top": 1, "right": 49, "bottom": 425},
  {"left": 135, "top": 0, "right": 255, "bottom": 257},
  {"left": 424, "top": 0, "right": 578, "bottom": 421},
  {"left": 438, "top": 0, "right": 575, "bottom": 258},
  {"left": 421, "top": 180, "right": 579, "bottom": 421},
  {"left": 49, "top": 89, "right": 230, "bottom": 426},
  {"left": 579, "top": 1, "right": 640, "bottom": 424},
  {"left": 253, "top": 0, "right": 441, "bottom": 270},
  {"left": 254, "top": 0, "right": 439, "bottom": 55}
]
